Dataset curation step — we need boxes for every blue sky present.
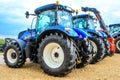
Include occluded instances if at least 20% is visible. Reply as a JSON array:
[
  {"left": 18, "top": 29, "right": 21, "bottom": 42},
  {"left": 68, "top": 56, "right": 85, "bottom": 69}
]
[{"left": 0, "top": 0, "right": 120, "bottom": 38}]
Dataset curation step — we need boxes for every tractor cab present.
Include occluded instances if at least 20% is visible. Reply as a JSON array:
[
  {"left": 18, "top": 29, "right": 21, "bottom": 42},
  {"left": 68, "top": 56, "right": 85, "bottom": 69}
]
[
  {"left": 73, "top": 14, "right": 96, "bottom": 30},
  {"left": 18, "top": 3, "right": 78, "bottom": 42},
  {"left": 109, "top": 24, "right": 120, "bottom": 53},
  {"left": 34, "top": 3, "right": 74, "bottom": 34},
  {"left": 109, "top": 24, "right": 120, "bottom": 36},
  {"left": 73, "top": 14, "right": 103, "bottom": 37}
]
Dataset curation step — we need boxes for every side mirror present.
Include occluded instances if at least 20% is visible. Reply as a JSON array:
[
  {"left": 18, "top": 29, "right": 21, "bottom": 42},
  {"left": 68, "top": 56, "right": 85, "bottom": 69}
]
[{"left": 25, "top": 11, "right": 29, "bottom": 18}]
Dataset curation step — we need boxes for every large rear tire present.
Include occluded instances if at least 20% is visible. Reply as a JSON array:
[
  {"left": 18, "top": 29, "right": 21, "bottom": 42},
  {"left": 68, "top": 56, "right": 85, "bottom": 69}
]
[
  {"left": 115, "top": 36, "right": 120, "bottom": 53},
  {"left": 76, "top": 38, "right": 93, "bottom": 68},
  {"left": 38, "top": 33, "right": 77, "bottom": 77},
  {"left": 103, "top": 39, "right": 112, "bottom": 57},
  {"left": 89, "top": 37, "right": 105, "bottom": 64},
  {"left": 4, "top": 43, "right": 26, "bottom": 68}
]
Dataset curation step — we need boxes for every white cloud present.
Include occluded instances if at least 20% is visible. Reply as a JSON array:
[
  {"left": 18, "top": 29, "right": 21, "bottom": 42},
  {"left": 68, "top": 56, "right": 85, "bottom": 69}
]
[
  {"left": 0, "top": 0, "right": 11, "bottom": 3},
  {"left": 112, "top": 11, "right": 120, "bottom": 17},
  {"left": 0, "top": 0, "right": 120, "bottom": 37},
  {"left": 0, "top": 34, "right": 17, "bottom": 39}
]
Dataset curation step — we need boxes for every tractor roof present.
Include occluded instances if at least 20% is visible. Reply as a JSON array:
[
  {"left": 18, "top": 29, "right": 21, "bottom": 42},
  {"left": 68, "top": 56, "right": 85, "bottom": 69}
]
[
  {"left": 34, "top": 3, "right": 74, "bottom": 15},
  {"left": 73, "top": 14, "right": 93, "bottom": 20},
  {"left": 109, "top": 24, "right": 120, "bottom": 27}
]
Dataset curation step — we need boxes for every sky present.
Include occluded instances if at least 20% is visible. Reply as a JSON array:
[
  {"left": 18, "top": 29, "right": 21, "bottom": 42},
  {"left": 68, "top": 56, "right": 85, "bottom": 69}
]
[{"left": 0, "top": 0, "right": 120, "bottom": 38}]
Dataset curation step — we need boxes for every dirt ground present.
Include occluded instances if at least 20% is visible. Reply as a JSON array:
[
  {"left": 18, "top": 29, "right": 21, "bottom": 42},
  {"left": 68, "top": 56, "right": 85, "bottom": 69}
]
[{"left": 0, "top": 53, "right": 120, "bottom": 80}]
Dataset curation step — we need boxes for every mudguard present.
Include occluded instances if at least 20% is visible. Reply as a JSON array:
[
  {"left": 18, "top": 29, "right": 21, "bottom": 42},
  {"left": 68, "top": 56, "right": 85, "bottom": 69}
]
[
  {"left": 98, "top": 31, "right": 108, "bottom": 38},
  {"left": 5, "top": 38, "right": 26, "bottom": 55},
  {"left": 73, "top": 28, "right": 91, "bottom": 39},
  {"left": 36, "top": 25, "right": 79, "bottom": 38},
  {"left": 86, "top": 30, "right": 103, "bottom": 38}
]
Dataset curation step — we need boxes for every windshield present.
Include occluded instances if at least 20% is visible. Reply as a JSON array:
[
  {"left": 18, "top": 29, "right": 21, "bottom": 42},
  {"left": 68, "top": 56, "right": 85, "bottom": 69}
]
[
  {"left": 73, "top": 17, "right": 96, "bottom": 30},
  {"left": 87, "top": 18, "right": 95, "bottom": 29},
  {"left": 73, "top": 18, "right": 86, "bottom": 29},
  {"left": 57, "top": 10, "right": 73, "bottom": 28},
  {"left": 109, "top": 25, "right": 120, "bottom": 34}
]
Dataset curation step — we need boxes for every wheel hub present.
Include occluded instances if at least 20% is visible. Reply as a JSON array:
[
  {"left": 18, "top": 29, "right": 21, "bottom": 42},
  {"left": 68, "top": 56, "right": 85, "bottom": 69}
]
[
  {"left": 51, "top": 47, "right": 61, "bottom": 63},
  {"left": 11, "top": 52, "right": 17, "bottom": 59},
  {"left": 43, "top": 43, "right": 64, "bottom": 68},
  {"left": 54, "top": 52, "right": 59, "bottom": 58},
  {"left": 7, "top": 49, "right": 17, "bottom": 63}
]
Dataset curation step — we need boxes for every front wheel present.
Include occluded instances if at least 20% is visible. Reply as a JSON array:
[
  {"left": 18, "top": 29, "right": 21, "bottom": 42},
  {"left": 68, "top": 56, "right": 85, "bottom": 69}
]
[
  {"left": 4, "top": 43, "right": 26, "bottom": 68},
  {"left": 38, "top": 34, "right": 77, "bottom": 77}
]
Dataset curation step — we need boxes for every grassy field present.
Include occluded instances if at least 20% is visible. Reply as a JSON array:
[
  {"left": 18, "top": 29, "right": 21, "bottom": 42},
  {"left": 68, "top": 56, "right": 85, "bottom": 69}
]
[
  {"left": 0, "top": 39, "right": 5, "bottom": 44},
  {"left": 0, "top": 39, "right": 5, "bottom": 53}
]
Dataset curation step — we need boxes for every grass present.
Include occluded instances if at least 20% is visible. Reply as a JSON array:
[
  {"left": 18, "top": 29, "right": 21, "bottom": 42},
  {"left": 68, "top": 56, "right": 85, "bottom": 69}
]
[
  {"left": 0, "top": 52, "right": 3, "bottom": 54},
  {"left": 0, "top": 39, "right": 5, "bottom": 53},
  {"left": 0, "top": 39, "right": 5, "bottom": 44}
]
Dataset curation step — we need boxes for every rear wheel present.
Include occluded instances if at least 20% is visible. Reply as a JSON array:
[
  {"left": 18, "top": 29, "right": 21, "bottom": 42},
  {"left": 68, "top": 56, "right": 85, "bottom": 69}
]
[
  {"left": 103, "top": 39, "right": 112, "bottom": 56},
  {"left": 89, "top": 37, "right": 105, "bottom": 64},
  {"left": 115, "top": 36, "right": 120, "bottom": 53},
  {"left": 38, "top": 33, "right": 77, "bottom": 77},
  {"left": 4, "top": 43, "right": 26, "bottom": 68},
  {"left": 76, "top": 38, "right": 93, "bottom": 68}
]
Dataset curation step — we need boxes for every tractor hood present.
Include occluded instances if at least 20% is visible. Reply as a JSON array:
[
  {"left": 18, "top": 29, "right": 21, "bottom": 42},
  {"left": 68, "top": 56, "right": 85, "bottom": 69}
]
[
  {"left": 18, "top": 29, "right": 36, "bottom": 42},
  {"left": 85, "top": 29, "right": 104, "bottom": 38}
]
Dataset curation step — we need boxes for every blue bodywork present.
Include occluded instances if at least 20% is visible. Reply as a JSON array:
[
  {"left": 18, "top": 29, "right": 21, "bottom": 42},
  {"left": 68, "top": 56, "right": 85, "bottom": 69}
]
[
  {"left": 18, "top": 29, "right": 36, "bottom": 42},
  {"left": 41, "top": 25, "right": 79, "bottom": 37},
  {"left": 73, "top": 28, "right": 90, "bottom": 39},
  {"left": 99, "top": 31, "right": 108, "bottom": 38},
  {"left": 18, "top": 25, "right": 89, "bottom": 42},
  {"left": 73, "top": 14, "right": 107, "bottom": 39}
]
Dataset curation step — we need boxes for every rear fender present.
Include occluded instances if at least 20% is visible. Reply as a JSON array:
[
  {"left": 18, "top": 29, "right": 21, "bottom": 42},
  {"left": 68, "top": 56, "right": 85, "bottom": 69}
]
[
  {"left": 73, "top": 28, "right": 90, "bottom": 39},
  {"left": 36, "top": 25, "right": 79, "bottom": 39},
  {"left": 87, "top": 30, "right": 103, "bottom": 38},
  {"left": 98, "top": 31, "right": 108, "bottom": 38}
]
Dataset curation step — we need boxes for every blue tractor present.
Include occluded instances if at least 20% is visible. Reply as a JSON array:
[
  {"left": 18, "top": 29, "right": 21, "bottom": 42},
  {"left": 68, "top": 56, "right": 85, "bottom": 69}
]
[
  {"left": 73, "top": 14, "right": 106, "bottom": 64},
  {"left": 3, "top": 2, "right": 93, "bottom": 76},
  {"left": 81, "top": 7, "right": 116, "bottom": 55},
  {"left": 109, "top": 24, "right": 120, "bottom": 53}
]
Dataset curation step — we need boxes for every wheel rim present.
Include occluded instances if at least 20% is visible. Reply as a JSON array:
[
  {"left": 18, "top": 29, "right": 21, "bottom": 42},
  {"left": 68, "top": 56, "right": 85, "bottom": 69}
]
[
  {"left": 7, "top": 49, "right": 18, "bottom": 63},
  {"left": 90, "top": 40, "right": 97, "bottom": 56},
  {"left": 43, "top": 43, "right": 64, "bottom": 68},
  {"left": 116, "top": 40, "right": 120, "bottom": 50}
]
